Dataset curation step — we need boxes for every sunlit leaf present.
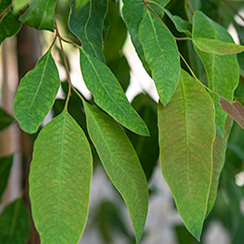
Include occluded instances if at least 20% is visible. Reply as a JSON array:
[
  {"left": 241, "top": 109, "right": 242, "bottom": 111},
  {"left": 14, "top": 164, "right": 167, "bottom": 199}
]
[
  {"left": 84, "top": 102, "right": 148, "bottom": 243},
  {"left": 12, "top": 0, "right": 31, "bottom": 12},
  {"left": 158, "top": 69, "right": 215, "bottom": 239},
  {"left": 80, "top": 48, "right": 149, "bottom": 136},
  {"left": 29, "top": 110, "right": 92, "bottom": 244},
  {"left": 0, "top": 198, "right": 30, "bottom": 244},
  {"left": 14, "top": 50, "right": 60, "bottom": 134},
  {"left": 0, "top": 108, "right": 14, "bottom": 131},
  {"left": 139, "top": 10, "right": 180, "bottom": 105}
]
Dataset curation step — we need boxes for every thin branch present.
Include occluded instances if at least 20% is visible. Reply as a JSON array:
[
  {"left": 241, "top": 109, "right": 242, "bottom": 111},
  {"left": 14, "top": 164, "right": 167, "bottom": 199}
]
[
  {"left": 185, "top": 0, "right": 194, "bottom": 15},
  {"left": 0, "top": 3, "right": 13, "bottom": 22},
  {"left": 175, "top": 37, "right": 192, "bottom": 41},
  {"left": 60, "top": 37, "right": 81, "bottom": 48},
  {"left": 223, "top": 0, "right": 244, "bottom": 23}
]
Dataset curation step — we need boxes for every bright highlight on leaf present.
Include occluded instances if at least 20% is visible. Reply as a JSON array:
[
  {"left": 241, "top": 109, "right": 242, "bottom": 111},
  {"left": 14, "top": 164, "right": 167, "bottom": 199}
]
[
  {"left": 80, "top": 49, "right": 149, "bottom": 136},
  {"left": 84, "top": 102, "right": 148, "bottom": 243},
  {"left": 12, "top": 0, "right": 31, "bottom": 12},
  {"left": 158, "top": 69, "right": 215, "bottom": 240},
  {"left": 29, "top": 110, "right": 93, "bottom": 244},
  {"left": 139, "top": 10, "right": 180, "bottom": 106},
  {"left": 14, "top": 50, "right": 60, "bottom": 134}
]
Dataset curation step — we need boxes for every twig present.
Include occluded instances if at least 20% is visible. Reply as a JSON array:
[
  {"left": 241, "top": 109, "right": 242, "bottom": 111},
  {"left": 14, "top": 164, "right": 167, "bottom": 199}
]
[
  {"left": 0, "top": 3, "right": 13, "bottom": 22},
  {"left": 223, "top": 0, "right": 244, "bottom": 23},
  {"left": 185, "top": 0, "right": 194, "bottom": 15}
]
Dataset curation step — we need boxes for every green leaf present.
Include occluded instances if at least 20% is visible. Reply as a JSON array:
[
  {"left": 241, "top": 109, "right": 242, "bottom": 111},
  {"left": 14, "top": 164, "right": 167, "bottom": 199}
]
[
  {"left": 14, "top": 50, "right": 60, "bottom": 134},
  {"left": 19, "top": 0, "right": 57, "bottom": 31},
  {"left": 69, "top": 0, "right": 108, "bottom": 61},
  {"left": 12, "top": 0, "right": 31, "bottom": 12},
  {"left": 0, "top": 108, "right": 14, "bottom": 131},
  {"left": 139, "top": 10, "right": 180, "bottom": 105},
  {"left": 84, "top": 102, "right": 148, "bottom": 243},
  {"left": 206, "top": 116, "right": 233, "bottom": 216},
  {"left": 0, "top": 0, "right": 22, "bottom": 44},
  {"left": 0, "top": 198, "right": 30, "bottom": 244},
  {"left": 192, "top": 11, "right": 239, "bottom": 134},
  {"left": 158, "top": 69, "right": 215, "bottom": 240},
  {"left": 80, "top": 48, "right": 149, "bottom": 136},
  {"left": 0, "top": 155, "right": 13, "bottom": 201},
  {"left": 29, "top": 110, "right": 92, "bottom": 244},
  {"left": 164, "top": 8, "right": 192, "bottom": 36},
  {"left": 192, "top": 38, "right": 244, "bottom": 55}
]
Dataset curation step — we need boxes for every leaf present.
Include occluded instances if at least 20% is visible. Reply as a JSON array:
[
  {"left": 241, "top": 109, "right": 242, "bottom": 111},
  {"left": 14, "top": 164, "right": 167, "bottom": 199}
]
[
  {"left": 0, "top": 108, "right": 14, "bottom": 131},
  {"left": 0, "top": 198, "right": 30, "bottom": 244},
  {"left": 206, "top": 116, "right": 233, "bottom": 216},
  {"left": 192, "top": 38, "right": 244, "bottom": 55},
  {"left": 0, "top": 155, "right": 13, "bottom": 201},
  {"left": 192, "top": 11, "right": 239, "bottom": 134},
  {"left": 158, "top": 69, "right": 215, "bottom": 240},
  {"left": 83, "top": 102, "right": 148, "bottom": 243},
  {"left": 12, "top": 0, "right": 31, "bottom": 12},
  {"left": 164, "top": 8, "right": 192, "bottom": 36},
  {"left": 139, "top": 10, "right": 180, "bottom": 105},
  {"left": 219, "top": 97, "right": 244, "bottom": 129},
  {"left": 19, "top": 0, "right": 57, "bottom": 31},
  {"left": 29, "top": 110, "right": 93, "bottom": 244},
  {"left": 68, "top": 0, "right": 108, "bottom": 61},
  {"left": 0, "top": 0, "right": 22, "bottom": 44},
  {"left": 80, "top": 48, "right": 149, "bottom": 136},
  {"left": 14, "top": 50, "right": 60, "bottom": 134}
]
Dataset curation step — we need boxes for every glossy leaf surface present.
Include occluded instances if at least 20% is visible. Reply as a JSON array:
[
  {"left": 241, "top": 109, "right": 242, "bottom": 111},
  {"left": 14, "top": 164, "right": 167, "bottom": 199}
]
[
  {"left": 192, "top": 10, "right": 239, "bottom": 134},
  {"left": 29, "top": 110, "right": 92, "bottom": 244},
  {"left": 80, "top": 49, "right": 149, "bottom": 136},
  {"left": 158, "top": 69, "right": 215, "bottom": 239},
  {"left": 14, "top": 50, "right": 60, "bottom": 134},
  {"left": 0, "top": 108, "right": 14, "bottom": 131},
  {"left": 139, "top": 10, "right": 180, "bottom": 105},
  {"left": 84, "top": 102, "right": 148, "bottom": 243},
  {"left": 0, "top": 198, "right": 30, "bottom": 244},
  {"left": 0, "top": 155, "right": 13, "bottom": 201}
]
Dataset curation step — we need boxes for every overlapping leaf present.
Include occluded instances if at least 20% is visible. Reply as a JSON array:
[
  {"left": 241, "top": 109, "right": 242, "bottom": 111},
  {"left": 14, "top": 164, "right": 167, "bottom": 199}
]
[
  {"left": 14, "top": 50, "right": 60, "bottom": 133},
  {"left": 29, "top": 110, "right": 92, "bottom": 244},
  {"left": 0, "top": 198, "right": 30, "bottom": 244},
  {"left": 139, "top": 10, "right": 180, "bottom": 105},
  {"left": 69, "top": 0, "right": 108, "bottom": 61},
  {"left": 84, "top": 102, "right": 148, "bottom": 243},
  {"left": 158, "top": 69, "right": 215, "bottom": 239},
  {"left": 192, "top": 11, "right": 239, "bottom": 134},
  {"left": 0, "top": 155, "right": 13, "bottom": 201},
  {"left": 0, "top": 108, "right": 14, "bottom": 131},
  {"left": 12, "top": 0, "right": 31, "bottom": 12},
  {"left": 0, "top": 0, "right": 22, "bottom": 44},
  {"left": 19, "top": 0, "right": 57, "bottom": 31},
  {"left": 80, "top": 48, "right": 149, "bottom": 136}
]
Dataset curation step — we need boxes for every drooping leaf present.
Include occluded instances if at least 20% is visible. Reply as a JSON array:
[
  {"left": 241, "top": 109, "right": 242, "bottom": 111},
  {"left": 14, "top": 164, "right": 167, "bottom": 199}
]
[
  {"left": 219, "top": 97, "right": 244, "bottom": 129},
  {"left": 29, "top": 110, "right": 92, "bottom": 244},
  {"left": 19, "top": 0, "right": 57, "bottom": 31},
  {"left": 80, "top": 48, "right": 149, "bottom": 136},
  {"left": 0, "top": 155, "right": 13, "bottom": 201},
  {"left": 14, "top": 50, "right": 60, "bottom": 134},
  {"left": 0, "top": 108, "right": 14, "bottom": 131},
  {"left": 12, "top": 0, "right": 31, "bottom": 12},
  {"left": 192, "top": 10, "right": 239, "bottom": 134},
  {"left": 0, "top": 198, "right": 30, "bottom": 244},
  {"left": 164, "top": 8, "right": 192, "bottom": 36},
  {"left": 69, "top": 0, "right": 108, "bottom": 61},
  {"left": 0, "top": 0, "right": 22, "bottom": 44},
  {"left": 139, "top": 10, "right": 180, "bottom": 105},
  {"left": 158, "top": 69, "right": 215, "bottom": 240},
  {"left": 206, "top": 116, "right": 233, "bottom": 216},
  {"left": 192, "top": 38, "right": 244, "bottom": 55},
  {"left": 84, "top": 102, "right": 148, "bottom": 243}
]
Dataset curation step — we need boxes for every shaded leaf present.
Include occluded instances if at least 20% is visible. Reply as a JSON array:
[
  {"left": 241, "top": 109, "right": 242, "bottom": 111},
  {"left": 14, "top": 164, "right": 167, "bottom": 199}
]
[
  {"left": 139, "top": 10, "right": 180, "bottom": 105},
  {"left": 84, "top": 102, "right": 148, "bottom": 243},
  {"left": 193, "top": 38, "right": 244, "bottom": 55},
  {"left": 19, "top": 0, "right": 57, "bottom": 31},
  {"left": 80, "top": 48, "right": 149, "bottom": 136},
  {"left": 69, "top": 0, "right": 108, "bottom": 61},
  {"left": 14, "top": 50, "right": 60, "bottom": 133},
  {"left": 0, "top": 108, "right": 14, "bottom": 131},
  {"left": 158, "top": 69, "right": 215, "bottom": 239},
  {"left": 192, "top": 10, "right": 239, "bottom": 134},
  {"left": 29, "top": 110, "right": 92, "bottom": 244},
  {"left": 0, "top": 0, "right": 22, "bottom": 44},
  {"left": 219, "top": 97, "right": 244, "bottom": 129},
  {"left": 0, "top": 155, "right": 13, "bottom": 201},
  {"left": 206, "top": 116, "right": 233, "bottom": 216},
  {"left": 0, "top": 198, "right": 30, "bottom": 244}
]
